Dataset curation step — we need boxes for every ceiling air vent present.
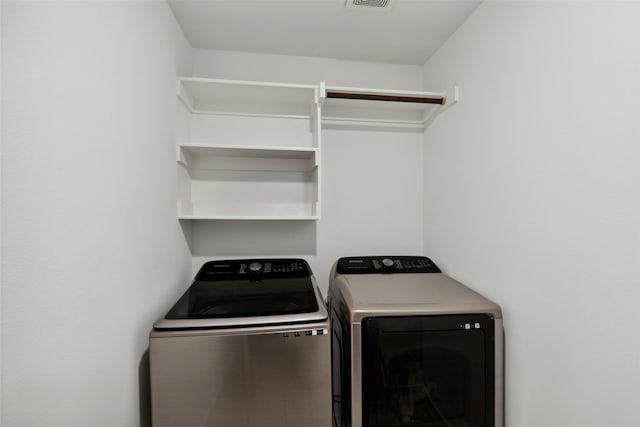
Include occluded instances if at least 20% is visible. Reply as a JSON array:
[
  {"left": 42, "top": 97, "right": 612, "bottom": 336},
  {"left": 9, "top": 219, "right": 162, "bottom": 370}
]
[{"left": 346, "top": 0, "right": 392, "bottom": 11}]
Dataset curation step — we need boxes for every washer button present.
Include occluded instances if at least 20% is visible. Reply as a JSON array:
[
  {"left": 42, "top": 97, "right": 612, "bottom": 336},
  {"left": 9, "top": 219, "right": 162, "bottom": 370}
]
[{"left": 248, "top": 262, "right": 262, "bottom": 272}]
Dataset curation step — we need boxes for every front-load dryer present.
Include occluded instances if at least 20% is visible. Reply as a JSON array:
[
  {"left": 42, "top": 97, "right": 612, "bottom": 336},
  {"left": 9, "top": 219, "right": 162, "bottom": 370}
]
[{"left": 328, "top": 256, "right": 504, "bottom": 427}]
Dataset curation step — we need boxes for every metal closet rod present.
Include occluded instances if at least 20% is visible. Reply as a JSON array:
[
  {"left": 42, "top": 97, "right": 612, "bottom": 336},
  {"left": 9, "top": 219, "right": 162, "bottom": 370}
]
[{"left": 325, "top": 91, "right": 446, "bottom": 105}]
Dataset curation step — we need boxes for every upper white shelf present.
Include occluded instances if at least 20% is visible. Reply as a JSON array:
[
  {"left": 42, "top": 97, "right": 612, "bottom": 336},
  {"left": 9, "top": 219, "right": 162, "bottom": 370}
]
[
  {"left": 320, "top": 83, "right": 458, "bottom": 130},
  {"left": 177, "top": 77, "right": 318, "bottom": 118}
]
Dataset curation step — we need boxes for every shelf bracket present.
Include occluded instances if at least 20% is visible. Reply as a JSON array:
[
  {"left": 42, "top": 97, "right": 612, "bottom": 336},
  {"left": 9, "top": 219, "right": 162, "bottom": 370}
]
[
  {"left": 423, "top": 84, "right": 459, "bottom": 128},
  {"left": 318, "top": 81, "right": 327, "bottom": 106}
]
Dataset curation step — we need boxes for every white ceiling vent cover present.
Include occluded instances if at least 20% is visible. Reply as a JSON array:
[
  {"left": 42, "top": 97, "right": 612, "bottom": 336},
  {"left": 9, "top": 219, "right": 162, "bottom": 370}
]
[{"left": 346, "top": 0, "right": 393, "bottom": 11}]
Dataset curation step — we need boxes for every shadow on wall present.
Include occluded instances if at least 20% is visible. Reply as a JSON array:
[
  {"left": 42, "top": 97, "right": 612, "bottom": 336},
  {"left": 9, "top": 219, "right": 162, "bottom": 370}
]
[
  {"left": 139, "top": 350, "right": 151, "bottom": 427},
  {"left": 182, "top": 220, "right": 318, "bottom": 256}
]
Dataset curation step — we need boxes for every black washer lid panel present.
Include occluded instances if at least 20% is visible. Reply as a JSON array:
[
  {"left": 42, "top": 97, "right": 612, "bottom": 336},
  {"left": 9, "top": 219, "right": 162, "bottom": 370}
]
[
  {"left": 165, "top": 259, "right": 318, "bottom": 320},
  {"left": 336, "top": 256, "right": 441, "bottom": 274}
]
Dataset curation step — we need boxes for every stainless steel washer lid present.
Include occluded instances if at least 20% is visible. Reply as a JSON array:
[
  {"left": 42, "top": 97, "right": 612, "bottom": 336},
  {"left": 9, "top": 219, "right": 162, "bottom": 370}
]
[{"left": 154, "top": 259, "right": 328, "bottom": 330}]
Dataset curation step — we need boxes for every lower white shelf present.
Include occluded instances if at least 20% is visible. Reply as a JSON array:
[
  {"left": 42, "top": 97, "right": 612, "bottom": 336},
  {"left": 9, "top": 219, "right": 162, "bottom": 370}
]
[
  {"left": 178, "top": 201, "right": 320, "bottom": 221},
  {"left": 179, "top": 214, "right": 320, "bottom": 221},
  {"left": 177, "top": 145, "right": 320, "bottom": 221},
  {"left": 179, "top": 215, "right": 319, "bottom": 220}
]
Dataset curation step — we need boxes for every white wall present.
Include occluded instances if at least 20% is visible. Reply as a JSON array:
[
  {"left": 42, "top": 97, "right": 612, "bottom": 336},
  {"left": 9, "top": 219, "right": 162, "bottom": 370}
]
[
  {"left": 1, "top": 2, "right": 193, "bottom": 426},
  {"left": 422, "top": 2, "right": 640, "bottom": 426},
  {"left": 189, "top": 49, "right": 426, "bottom": 292},
  {"left": 192, "top": 49, "right": 424, "bottom": 89}
]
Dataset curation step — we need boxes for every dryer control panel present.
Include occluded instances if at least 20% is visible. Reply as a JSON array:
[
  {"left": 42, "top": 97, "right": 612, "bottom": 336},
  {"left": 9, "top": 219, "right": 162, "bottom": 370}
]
[{"left": 335, "top": 256, "right": 441, "bottom": 274}]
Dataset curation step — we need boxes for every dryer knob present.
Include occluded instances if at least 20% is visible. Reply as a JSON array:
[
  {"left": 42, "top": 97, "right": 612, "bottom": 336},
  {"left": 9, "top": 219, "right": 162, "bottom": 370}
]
[
  {"left": 382, "top": 258, "right": 395, "bottom": 268},
  {"left": 248, "top": 262, "right": 263, "bottom": 272}
]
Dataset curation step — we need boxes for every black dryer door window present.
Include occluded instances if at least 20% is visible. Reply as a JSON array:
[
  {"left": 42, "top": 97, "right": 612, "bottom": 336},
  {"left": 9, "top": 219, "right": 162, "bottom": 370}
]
[{"left": 362, "top": 315, "right": 495, "bottom": 427}]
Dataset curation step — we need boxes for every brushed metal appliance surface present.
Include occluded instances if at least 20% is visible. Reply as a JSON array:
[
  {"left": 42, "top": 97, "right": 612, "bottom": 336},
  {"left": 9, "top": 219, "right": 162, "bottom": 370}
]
[
  {"left": 329, "top": 255, "right": 504, "bottom": 427},
  {"left": 150, "top": 258, "right": 331, "bottom": 427},
  {"left": 150, "top": 323, "right": 331, "bottom": 427}
]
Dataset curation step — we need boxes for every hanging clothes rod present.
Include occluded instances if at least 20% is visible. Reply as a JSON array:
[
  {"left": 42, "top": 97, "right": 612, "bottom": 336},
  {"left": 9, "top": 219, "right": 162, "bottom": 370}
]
[{"left": 325, "top": 91, "right": 446, "bottom": 105}]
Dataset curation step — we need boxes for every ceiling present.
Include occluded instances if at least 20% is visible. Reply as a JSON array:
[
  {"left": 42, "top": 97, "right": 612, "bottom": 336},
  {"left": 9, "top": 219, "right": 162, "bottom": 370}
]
[{"left": 168, "top": 0, "right": 482, "bottom": 65}]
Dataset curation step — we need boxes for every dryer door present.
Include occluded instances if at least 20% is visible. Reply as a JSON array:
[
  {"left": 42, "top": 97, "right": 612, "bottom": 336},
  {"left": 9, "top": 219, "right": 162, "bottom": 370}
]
[{"left": 361, "top": 314, "right": 495, "bottom": 427}]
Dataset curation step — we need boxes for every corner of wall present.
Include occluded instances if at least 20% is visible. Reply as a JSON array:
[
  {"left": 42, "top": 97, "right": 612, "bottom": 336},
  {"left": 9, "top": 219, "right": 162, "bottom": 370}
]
[{"left": 168, "top": 3, "right": 194, "bottom": 76}]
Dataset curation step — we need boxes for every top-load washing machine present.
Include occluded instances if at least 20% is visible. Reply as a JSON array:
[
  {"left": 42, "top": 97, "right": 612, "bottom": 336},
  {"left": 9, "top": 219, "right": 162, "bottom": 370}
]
[
  {"left": 328, "top": 256, "right": 504, "bottom": 427},
  {"left": 149, "top": 258, "right": 331, "bottom": 427}
]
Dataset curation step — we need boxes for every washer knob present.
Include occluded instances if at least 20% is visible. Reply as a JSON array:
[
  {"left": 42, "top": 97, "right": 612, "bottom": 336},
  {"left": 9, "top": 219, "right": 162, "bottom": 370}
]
[
  {"left": 382, "top": 258, "right": 395, "bottom": 267},
  {"left": 248, "top": 262, "right": 263, "bottom": 272}
]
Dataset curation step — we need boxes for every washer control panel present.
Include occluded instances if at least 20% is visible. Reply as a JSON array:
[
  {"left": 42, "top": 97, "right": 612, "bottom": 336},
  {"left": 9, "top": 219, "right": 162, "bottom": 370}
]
[
  {"left": 196, "top": 258, "right": 310, "bottom": 280},
  {"left": 335, "top": 256, "right": 441, "bottom": 275}
]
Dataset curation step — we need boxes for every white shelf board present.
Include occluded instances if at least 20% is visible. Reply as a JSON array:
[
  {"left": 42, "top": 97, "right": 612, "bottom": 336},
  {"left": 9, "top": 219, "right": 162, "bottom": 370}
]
[
  {"left": 178, "top": 143, "right": 318, "bottom": 159},
  {"left": 178, "top": 214, "right": 320, "bottom": 221},
  {"left": 177, "top": 144, "right": 319, "bottom": 172},
  {"left": 321, "top": 116, "right": 425, "bottom": 131},
  {"left": 178, "top": 200, "right": 320, "bottom": 221},
  {"left": 183, "top": 110, "right": 311, "bottom": 120},
  {"left": 177, "top": 77, "right": 318, "bottom": 117}
]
